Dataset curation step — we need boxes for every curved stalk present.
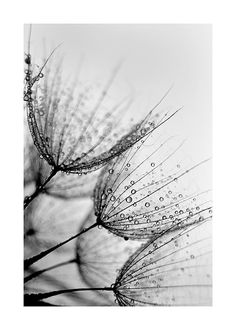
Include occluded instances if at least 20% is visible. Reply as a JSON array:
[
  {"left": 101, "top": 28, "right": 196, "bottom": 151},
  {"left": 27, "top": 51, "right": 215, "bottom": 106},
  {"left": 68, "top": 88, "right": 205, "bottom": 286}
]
[
  {"left": 24, "top": 287, "right": 114, "bottom": 305},
  {"left": 24, "top": 168, "right": 58, "bottom": 209},
  {"left": 24, "top": 258, "right": 76, "bottom": 283},
  {"left": 24, "top": 222, "right": 98, "bottom": 269}
]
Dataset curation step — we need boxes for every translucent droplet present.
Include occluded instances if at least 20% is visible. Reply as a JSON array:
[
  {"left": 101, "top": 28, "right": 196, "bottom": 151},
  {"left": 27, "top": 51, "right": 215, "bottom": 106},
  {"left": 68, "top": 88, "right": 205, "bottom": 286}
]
[
  {"left": 126, "top": 196, "right": 132, "bottom": 203},
  {"left": 131, "top": 189, "right": 136, "bottom": 194},
  {"left": 159, "top": 197, "right": 164, "bottom": 202},
  {"left": 151, "top": 162, "right": 155, "bottom": 167},
  {"left": 107, "top": 188, "right": 112, "bottom": 194},
  {"left": 145, "top": 202, "right": 150, "bottom": 207},
  {"left": 141, "top": 128, "right": 146, "bottom": 135}
]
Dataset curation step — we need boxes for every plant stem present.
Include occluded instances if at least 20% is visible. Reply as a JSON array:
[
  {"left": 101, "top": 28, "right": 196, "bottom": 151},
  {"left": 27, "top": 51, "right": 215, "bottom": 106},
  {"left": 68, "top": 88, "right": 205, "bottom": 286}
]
[
  {"left": 24, "top": 168, "right": 58, "bottom": 209},
  {"left": 24, "top": 258, "right": 76, "bottom": 283},
  {"left": 24, "top": 286, "right": 114, "bottom": 305},
  {"left": 24, "top": 222, "right": 98, "bottom": 269}
]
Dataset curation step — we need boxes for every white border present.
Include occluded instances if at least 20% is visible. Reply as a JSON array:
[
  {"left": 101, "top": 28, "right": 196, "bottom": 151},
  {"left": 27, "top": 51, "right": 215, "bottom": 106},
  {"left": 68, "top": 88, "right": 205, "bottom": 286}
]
[{"left": 0, "top": 0, "right": 235, "bottom": 329}]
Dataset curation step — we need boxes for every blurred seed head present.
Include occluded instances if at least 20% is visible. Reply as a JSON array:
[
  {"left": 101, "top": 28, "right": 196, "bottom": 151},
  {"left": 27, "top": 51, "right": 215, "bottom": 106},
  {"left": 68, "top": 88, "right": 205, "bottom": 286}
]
[
  {"left": 76, "top": 211, "right": 143, "bottom": 305},
  {"left": 24, "top": 194, "right": 91, "bottom": 259}
]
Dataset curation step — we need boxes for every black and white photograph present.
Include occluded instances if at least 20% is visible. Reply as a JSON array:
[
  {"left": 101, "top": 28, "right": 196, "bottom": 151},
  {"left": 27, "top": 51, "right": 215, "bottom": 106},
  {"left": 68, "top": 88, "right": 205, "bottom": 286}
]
[
  {"left": 23, "top": 24, "right": 212, "bottom": 306},
  {"left": 2, "top": 0, "right": 236, "bottom": 329}
]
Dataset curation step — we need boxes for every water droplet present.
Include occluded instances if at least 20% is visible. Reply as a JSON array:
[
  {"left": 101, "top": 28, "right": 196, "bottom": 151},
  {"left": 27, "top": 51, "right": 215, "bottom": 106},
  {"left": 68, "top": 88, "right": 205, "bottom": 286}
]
[
  {"left": 131, "top": 189, "right": 136, "bottom": 194},
  {"left": 109, "top": 169, "right": 114, "bottom": 174},
  {"left": 126, "top": 196, "right": 132, "bottom": 203},
  {"left": 159, "top": 197, "right": 164, "bottom": 202},
  {"left": 151, "top": 162, "right": 155, "bottom": 167},
  {"left": 145, "top": 202, "right": 150, "bottom": 207},
  {"left": 141, "top": 128, "right": 146, "bottom": 135},
  {"left": 134, "top": 220, "right": 139, "bottom": 225}
]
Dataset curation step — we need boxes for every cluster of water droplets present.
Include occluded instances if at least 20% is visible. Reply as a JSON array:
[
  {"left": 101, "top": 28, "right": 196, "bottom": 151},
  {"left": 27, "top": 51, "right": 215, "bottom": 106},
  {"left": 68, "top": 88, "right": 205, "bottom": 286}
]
[
  {"left": 25, "top": 56, "right": 171, "bottom": 176},
  {"left": 94, "top": 127, "right": 212, "bottom": 240},
  {"left": 24, "top": 120, "right": 101, "bottom": 199},
  {"left": 114, "top": 219, "right": 212, "bottom": 306}
]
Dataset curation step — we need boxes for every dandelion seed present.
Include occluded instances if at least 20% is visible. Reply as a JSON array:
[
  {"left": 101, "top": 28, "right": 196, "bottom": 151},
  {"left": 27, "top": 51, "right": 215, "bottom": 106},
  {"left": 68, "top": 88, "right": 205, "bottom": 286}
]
[
  {"left": 24, "top": 126, "right": 100, "bottom": 200},
  {"left": 113, "top": 219, "right": 212, "bottom": 306},
  {"left": 24, "top": 43, "right": 178, "bottom": 208},
  {"left": 93, "top": 125, "right": 212, "bottom": 240}
]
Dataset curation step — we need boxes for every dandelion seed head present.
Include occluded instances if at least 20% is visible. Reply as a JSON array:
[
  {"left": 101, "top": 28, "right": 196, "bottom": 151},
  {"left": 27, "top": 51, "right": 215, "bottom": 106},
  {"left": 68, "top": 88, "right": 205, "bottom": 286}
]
[
  {"left": 93, "top": 128, "right": 212, "bottom": 240},
  {"left": 25, "top": 55, "right": 172, "bottom": 178},
  {"left": 114, "top": 219, "right": 212, "bottom": 306}
]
